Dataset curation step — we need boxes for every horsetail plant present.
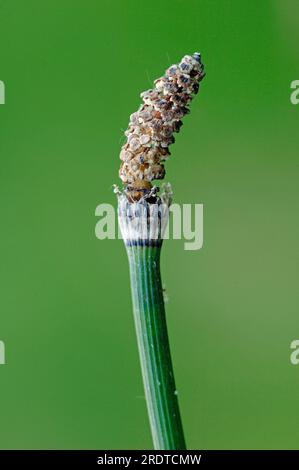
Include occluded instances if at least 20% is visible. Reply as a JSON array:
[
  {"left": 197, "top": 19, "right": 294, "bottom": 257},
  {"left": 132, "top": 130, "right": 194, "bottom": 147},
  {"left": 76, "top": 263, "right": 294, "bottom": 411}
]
[{"left": 115, "top": 53, "right": 205, "bottom": 450}]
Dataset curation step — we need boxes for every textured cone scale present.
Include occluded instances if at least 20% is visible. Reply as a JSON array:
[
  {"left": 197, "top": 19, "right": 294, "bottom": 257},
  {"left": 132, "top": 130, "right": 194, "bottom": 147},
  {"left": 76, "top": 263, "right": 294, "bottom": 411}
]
[{"left": 119, "top": 53, "right": 205, "bottom": 191}]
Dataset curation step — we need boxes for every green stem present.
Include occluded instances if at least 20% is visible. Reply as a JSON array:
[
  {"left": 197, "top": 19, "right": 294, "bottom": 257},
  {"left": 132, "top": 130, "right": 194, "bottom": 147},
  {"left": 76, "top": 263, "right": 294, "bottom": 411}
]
[{"left": 126, "top": 244, "right": 186, "bottom": 450}]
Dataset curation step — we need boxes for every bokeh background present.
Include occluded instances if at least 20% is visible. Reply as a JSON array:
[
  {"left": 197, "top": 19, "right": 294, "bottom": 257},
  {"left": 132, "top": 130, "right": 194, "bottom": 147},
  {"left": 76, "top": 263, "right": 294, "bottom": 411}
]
[{"left": 0, "top": 0, "right": 298, "bottom": 450}]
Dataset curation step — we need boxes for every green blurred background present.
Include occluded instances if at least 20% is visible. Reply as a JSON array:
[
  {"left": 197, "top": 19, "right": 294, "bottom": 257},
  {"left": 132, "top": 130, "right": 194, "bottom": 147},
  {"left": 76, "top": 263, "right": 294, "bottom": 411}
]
[{"left": 0, "top": 0, "right": 298, "bottom": 450}]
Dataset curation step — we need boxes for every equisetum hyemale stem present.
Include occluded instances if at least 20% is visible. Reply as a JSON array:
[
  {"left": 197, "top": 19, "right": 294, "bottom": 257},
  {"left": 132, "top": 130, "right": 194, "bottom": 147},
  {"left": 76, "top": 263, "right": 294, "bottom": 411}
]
[
  {"left": 118, "top": 193, "right": 186, "bottom": 450},
  {"left": 116, "top": 53, "right": 205, "bottom": 449},
  {"left": 128, "top": 245, "right": 185, "bottom": 449}
]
